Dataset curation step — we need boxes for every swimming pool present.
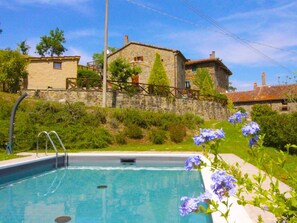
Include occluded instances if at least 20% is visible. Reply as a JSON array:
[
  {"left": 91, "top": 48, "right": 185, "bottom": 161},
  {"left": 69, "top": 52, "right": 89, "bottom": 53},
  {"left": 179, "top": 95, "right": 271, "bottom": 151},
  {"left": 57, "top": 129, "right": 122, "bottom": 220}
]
[{"left": 0, "top": 154, "right": 212, "bottom": 223}]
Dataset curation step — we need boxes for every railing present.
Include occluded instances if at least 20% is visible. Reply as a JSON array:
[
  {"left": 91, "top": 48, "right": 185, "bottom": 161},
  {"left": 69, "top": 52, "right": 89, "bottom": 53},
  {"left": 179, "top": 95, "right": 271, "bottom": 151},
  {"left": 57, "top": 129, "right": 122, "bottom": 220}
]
[
  {"left": 36, "top": 131, "right": 68, "bottom": 168},
  {"left": 65, "top": 78, "right": 227, "bottom": 105}
]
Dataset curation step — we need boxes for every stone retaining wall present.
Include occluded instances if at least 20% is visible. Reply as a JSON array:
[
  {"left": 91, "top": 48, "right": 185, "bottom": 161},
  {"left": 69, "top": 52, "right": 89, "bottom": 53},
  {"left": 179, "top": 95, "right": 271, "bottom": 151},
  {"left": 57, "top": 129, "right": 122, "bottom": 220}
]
[{"left": 25, "top": 89, "right": 230, "bottom": 120}]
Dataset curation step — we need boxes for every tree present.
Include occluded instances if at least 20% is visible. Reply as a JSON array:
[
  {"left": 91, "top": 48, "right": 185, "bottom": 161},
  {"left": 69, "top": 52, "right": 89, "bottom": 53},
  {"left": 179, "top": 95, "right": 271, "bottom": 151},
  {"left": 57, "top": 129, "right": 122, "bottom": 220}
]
[
  {"left": 17, "top": 40, "right": 30, "bottom": 55},
  {"left": 0, "top": 49, "right": 28, "bottom": 93},
  {"left": 36, "top": 27, "right": 67, "bottom": 56},
  {"left": 109, "top": 57, "right": 141, "bottom": 91},
  {"left": 228, "top": 82, "right": 237, "bottom": 92},
  {"left": 93, "top": 47, "right": 116, "bottom": 66},
  {"left": 193, "top": 68, "right": 215, "bottom": 95},
  {"left": 148, "top": 53, "right": 170, "bottom": 96}
]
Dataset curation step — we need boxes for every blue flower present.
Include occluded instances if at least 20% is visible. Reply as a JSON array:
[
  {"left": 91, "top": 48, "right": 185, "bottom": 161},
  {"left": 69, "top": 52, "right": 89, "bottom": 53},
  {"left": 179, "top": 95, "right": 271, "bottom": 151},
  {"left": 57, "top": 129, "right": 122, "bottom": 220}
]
[
  {"left": 193, "top": 128, "right": 225, "bottom": 146},
  {"left": 185, "top": 155, "right": 203, "bottom": 171},
  {"left": 179, "top": 196, "right": 199, "bottom": 216},
  {"left": 228, "top": 111, "right": 248, "bottom": 124},
  {"left": 242, "top": 121, "right": 260, "bottom": 136},
  {"left": 197, "top": 190, "right": 212, "bottom": 203},
  {"left": 210, "top": 170, "right": 237, "bottom": 200},
  {"left": 249, "top": 135, "right": 259, "bottom": 147}
]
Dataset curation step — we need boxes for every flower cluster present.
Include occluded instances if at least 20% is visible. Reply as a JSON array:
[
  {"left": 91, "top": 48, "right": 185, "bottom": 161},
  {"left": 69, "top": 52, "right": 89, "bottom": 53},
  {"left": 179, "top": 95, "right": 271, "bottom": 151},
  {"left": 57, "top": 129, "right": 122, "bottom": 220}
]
[
  {"left": 179, "top": 191, "right": 212, "bottom": 216},
  {"left": 228, "top": 111, "right": 248, "bottom": 124},
  {"left": 242, "top": 121, "right": 260, "bottom": 136},
  {"left": 185, "top": 155, "right": 203, "bottom": 171},
  {"left": 242, "top": 121, "right": 260, "bottom": 147},
  {"left": 210, "top": 170, "right": 237, "bottom": 200},
  {"left": 193, "top": 128, "right": 225, "bottom": 146}
]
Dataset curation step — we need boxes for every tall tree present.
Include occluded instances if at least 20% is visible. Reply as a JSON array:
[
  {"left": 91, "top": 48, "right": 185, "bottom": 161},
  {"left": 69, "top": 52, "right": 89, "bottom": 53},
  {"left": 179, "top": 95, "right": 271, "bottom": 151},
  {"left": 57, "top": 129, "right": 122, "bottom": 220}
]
[
  {"left": 0, "top": 49, "right": 28, "bottom": 93},
  {"left": 36, "top": 27, "right": 67, "bottom": 56},
  {"left": 148, "top": 53, "right": 170, "bottom": 96},
  {"left": 193, "top": 68, "right": 215, "bottom": 95},
  {"left": 17, "top": 40, "right": 30, "bottom": 55},
  {"left": 92, "top": 47, "right": 117, "bottom": 66}
]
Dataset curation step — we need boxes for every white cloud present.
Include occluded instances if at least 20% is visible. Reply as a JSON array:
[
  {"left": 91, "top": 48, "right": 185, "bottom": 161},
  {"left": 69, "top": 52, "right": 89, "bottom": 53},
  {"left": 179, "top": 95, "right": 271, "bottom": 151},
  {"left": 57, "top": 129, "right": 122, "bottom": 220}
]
[{"left": 66, "top": 46, "right": 92, "bottom": 65}]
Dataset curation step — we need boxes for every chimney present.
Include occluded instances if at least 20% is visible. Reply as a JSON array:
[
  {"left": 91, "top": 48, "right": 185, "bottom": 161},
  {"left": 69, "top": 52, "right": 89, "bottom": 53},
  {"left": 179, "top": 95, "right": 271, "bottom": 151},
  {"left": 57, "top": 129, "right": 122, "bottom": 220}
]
[
  {"left": 209, "top": 51, "right": 216, "bottom": 59},
  {"left": 253, "top": 82, "right": 257, "bottom": 89},
  {"left": 124, "top": 35, "right": 129, "bottom": 45},
  {"left": 261, "top": 72, "right": 266, "bottom": 86}
]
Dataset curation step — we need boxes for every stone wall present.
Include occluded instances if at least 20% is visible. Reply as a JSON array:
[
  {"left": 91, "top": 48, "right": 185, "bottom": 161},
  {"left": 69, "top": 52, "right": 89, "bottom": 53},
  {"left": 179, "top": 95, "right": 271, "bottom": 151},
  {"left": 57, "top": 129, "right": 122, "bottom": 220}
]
[
  {"left": 234, "top": 101, "right": 297, "bottom": 114},
  {"left": 25, "top": 89, "right": 230, "bottom": 120}
]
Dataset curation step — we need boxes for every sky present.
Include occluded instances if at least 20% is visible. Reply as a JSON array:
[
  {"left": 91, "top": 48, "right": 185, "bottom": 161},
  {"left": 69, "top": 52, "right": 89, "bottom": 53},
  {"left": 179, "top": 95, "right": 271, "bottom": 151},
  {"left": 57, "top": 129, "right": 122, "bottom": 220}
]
[{"left": 1, "top": 0, "right": 297, "bottom": 91}]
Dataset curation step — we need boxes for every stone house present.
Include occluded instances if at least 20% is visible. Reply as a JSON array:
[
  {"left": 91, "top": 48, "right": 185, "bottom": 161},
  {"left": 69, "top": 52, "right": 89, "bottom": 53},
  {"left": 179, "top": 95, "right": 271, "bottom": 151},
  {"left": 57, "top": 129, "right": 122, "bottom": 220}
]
[
  {"left": 24, "top": 56, "right": 80, "bottom": 90},
  {"left": 185, "top": 51, "right": 232, "bottom": 92},
  {"left": 226, "top": 72, "right": 297, "bottom": 113},
  {"left": 108, "top": 36, "right": 187, "bottom": 89}
]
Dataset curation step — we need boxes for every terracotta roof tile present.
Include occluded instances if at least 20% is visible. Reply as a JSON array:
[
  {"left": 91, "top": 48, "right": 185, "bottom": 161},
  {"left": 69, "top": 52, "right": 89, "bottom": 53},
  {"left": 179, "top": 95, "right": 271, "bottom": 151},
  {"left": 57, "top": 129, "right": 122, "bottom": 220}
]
[{"left": 226, "top": 84, "right": 297, "bottom": 102}]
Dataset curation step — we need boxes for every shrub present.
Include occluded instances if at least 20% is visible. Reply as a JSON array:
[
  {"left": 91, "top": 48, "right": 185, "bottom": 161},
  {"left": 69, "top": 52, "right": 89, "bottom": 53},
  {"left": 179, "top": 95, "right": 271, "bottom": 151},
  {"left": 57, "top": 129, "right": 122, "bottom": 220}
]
[
  {"left": 257, "top": 112, "right": 297, "bottom": 153},
  {"left": 149, "top": 129, "right": 167, "bottom": 144},
  {"left": 114, "top": 132, "right": 127, "bottom": 145},
  {"left": 169, "top": 124, "right": 186, "bottom": 143},
  {"left": 125, "top": 124, "right": 143, "bottom": 139},
  {"left": 77, "top": 68, "right": 101, "bottom": 88},
  {"left": 237, "top": 107, "right": 246, "bottom": 113},
  {"left": 79, "top": 127, "right": 112, "bottom": 149},
  {"left": 251, "top": 104, "right": 277, "bottom": 122},
  {"left": 181, "top": 113, "right": 204, "bottom": 129}
]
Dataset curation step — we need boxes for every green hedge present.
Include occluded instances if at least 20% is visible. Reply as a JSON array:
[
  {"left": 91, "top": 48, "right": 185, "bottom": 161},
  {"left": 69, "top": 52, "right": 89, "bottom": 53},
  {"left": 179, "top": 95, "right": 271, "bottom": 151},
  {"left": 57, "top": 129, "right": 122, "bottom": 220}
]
[{"left": 257, "top": 113, "right": 297, "bottom": 153}]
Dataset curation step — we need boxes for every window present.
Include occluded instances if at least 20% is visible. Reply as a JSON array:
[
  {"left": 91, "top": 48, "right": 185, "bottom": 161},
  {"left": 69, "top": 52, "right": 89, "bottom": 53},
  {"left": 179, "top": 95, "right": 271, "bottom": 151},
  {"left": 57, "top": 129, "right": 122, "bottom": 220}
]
[
  {"left": 185, "top": 80, "right": 191, "bottom": 89},
  {"left": 281, "top": 100, "right": 288, "bottom": 111},
  {"left": 134, "top": 56, "right": 143, "bottom": 62},
  {"left": 192, "top": 66, "right": 196, "bottom": 72},
  {"left": 53, "top": 62, "right": 62, "bottom": 69}
]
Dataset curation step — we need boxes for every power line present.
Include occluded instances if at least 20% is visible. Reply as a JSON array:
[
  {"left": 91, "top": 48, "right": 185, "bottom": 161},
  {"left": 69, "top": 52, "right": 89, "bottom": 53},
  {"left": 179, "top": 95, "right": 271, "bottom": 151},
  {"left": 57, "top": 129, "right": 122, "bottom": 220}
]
[
  {"left": 179, "top": 0, "right": 294, "bottom": 74},
  {"left": 126, "top": 0, "right": 295, "bottom": 74}
]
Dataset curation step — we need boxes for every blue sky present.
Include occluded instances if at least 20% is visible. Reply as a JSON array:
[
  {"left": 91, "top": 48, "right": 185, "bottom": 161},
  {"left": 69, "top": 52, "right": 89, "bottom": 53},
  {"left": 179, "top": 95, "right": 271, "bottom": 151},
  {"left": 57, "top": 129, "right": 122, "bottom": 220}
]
[{"left": 1, "top": 0, "right": 297, "bottom": 91}]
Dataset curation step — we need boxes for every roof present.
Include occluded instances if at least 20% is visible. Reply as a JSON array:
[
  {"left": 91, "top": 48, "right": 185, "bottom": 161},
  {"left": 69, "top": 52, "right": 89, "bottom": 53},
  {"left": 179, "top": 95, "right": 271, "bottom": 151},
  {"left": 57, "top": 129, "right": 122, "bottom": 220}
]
[
  {"left": 226, "top": 84, "right": 297, "bottom": 103},
  {"left": 185, "top": 58, "right": 232, "bottom": 76},
  {"left": 109, "top": 41, "right": 187, "bottom": 61},
  {"left": 28, "top": 56, "right": 80, "bottom": 62}
]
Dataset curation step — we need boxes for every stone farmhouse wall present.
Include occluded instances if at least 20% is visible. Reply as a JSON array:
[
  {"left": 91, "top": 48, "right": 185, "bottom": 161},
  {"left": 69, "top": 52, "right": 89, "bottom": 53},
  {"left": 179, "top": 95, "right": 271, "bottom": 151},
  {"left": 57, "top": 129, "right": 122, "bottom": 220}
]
[
  {"left": 25, "top": 89, "right": 230, "bottom": 120},
  {"left": 26, "top": 57, "right": 79, "bottom": 90},
  {"left": 233, "top": 101, "right": 297, "bottom": 114},
  {"left": 185, "top": 61, "right": 229, "bottom": 93},
  {"left": 108, "top": 43, "right": 186, "bottom": 89}
]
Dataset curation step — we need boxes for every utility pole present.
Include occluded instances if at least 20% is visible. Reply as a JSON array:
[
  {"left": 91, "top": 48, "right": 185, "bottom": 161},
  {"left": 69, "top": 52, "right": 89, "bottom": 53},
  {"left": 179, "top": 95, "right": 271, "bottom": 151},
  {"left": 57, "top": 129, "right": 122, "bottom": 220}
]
[{"left": 102, "top": 0, "right": 109, "bottom": 107}]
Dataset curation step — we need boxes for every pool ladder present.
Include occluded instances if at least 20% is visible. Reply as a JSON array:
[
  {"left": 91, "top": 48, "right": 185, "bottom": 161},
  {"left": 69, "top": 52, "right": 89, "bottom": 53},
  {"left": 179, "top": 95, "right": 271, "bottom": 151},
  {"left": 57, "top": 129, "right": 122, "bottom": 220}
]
[{"left": 36, "top": 131, "right": 68, "bottom": 168}]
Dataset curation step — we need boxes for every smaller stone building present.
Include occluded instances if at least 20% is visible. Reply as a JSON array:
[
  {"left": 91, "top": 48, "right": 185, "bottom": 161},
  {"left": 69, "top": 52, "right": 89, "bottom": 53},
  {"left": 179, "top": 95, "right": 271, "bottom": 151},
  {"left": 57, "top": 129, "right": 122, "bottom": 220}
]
[
  {"left": 185, "top": 51, "right": 232, "bottom": 92},
  {"left": 25, "top": 56, "right": 80, "bottom": 90},
  {"left": 226, "top": 73, "right": 297, "bottom": 113},
  {"left": 108, "top": 36, "right": 187, "bottom": 89}
]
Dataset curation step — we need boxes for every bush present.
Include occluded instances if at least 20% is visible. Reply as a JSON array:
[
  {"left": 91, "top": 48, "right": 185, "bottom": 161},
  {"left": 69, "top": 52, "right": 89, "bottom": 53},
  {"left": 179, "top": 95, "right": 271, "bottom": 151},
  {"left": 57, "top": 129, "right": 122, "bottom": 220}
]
[
  {"left": 149, "top": 129, "right": 167, "bottom": 144},
  {"left": 251, "top": 104, "right": 277, "bottom": 122},
  {"left": 125, "top": 124, "right": 143, "bottom": 139},
  {"left": 169, "top": 124, "right": 186, "bottom": 143},
  {"left": 257, "top": 113, "right": 297, "bottom": 153},
  {"left": 77, "top": 68, "right": 101, "bottom": 88},
  {"left": 114, "top": 132, "right": 127, "bottom": 145},
  {"left": 181, "top": 113, "right": 204, "bottom": 129},
  {"left": 237, "top": 107, "right": 246, "bottom": 113}
]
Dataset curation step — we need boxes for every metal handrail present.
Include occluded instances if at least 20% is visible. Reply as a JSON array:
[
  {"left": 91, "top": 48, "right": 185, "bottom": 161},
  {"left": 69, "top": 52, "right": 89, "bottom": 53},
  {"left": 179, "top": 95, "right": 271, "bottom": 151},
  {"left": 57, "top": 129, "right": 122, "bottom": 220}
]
[
  {"left": 37, "top": 131, "right": 59, "bottom": 168},
  {"left": 49, "top": 131, "right": 68, "bottom": 167}
]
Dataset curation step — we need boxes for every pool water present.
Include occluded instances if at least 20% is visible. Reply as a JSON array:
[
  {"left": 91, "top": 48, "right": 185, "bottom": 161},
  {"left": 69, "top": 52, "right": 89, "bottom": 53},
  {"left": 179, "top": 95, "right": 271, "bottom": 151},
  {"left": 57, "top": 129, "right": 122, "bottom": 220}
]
[{"left": 0, "top": 164, "right": 212, "bottom": 223}]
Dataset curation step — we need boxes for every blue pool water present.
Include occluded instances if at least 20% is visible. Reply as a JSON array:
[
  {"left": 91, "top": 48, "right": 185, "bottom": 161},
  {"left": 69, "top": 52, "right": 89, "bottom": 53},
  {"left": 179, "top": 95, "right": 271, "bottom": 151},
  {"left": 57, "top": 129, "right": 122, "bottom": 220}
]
[{"left": 0, "top": 164, "right": 212, "bottom": 223}]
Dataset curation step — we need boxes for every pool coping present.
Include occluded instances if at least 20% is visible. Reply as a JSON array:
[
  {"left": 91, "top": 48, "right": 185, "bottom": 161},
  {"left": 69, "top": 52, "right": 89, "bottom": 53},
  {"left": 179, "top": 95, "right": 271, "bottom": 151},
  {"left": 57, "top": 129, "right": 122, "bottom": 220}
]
[{"left": 0, "top": 152, "right": 283, "bottom": 223}]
